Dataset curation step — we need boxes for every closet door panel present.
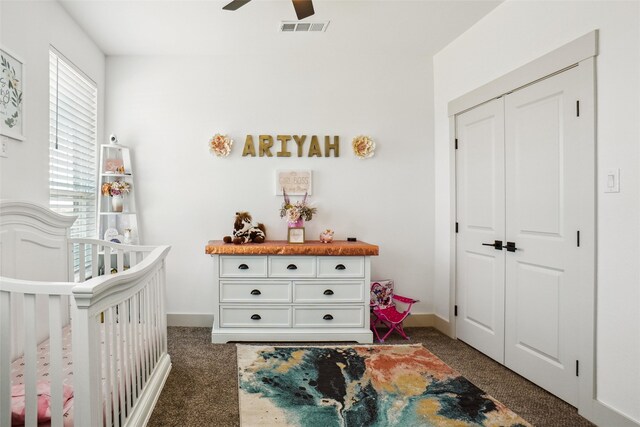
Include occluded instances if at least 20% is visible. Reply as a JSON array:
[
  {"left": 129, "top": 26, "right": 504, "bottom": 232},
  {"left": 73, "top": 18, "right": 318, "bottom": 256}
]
[
  {"left": 504, "top": 67, "right": 580, "bottom": 406},
  {"left": 455, "top": 98, "right": 506, "bottom": 363}
]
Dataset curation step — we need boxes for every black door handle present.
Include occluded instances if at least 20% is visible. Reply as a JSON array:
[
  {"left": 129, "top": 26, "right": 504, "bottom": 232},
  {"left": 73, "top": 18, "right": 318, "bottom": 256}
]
[
  {"left": 238, "top": 264, "right": 249, "bottom": 270},
  {"left": 286, "top": 264, "right": 297, "bottom": 270},
  {"left": 323, "top": 314, "right": 333, "bottom": 320},
  {"left": 250, "top": 289, "right": 261, "bottom": 295},
  {"left": 482, "top": 240, "right": 503, "bottom": 250},
  {"left": 503, "top": 242, "right": 518, "bottom": 252},
  {"left": 335, "top": 264, "right": 346, "bottom": 270},
  {"left": 323, "top": 289, "right": 334, "bottom": 295},
  {"left": 251, "top": 314, "right": 261, "bottom": 320}
]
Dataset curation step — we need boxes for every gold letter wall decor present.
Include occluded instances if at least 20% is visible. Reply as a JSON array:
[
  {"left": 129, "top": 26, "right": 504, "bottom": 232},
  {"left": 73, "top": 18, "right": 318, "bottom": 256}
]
[
  {"left": 308, "top": 135, "right": 322, "bottom": 157},
  {"left": 277, "top": 135, "right": 292, "bottom": 157},
  {"left": 324, "top": 136, "right": 339, "bottom": 157},
  {"left": 293, "top": 135, "right": 306, "bottom": 157},
  {"left": 242, "top": 135, "right": 256, "bottom": 157},
  {"left": 259, "top": 135, "right": 274, "bottom": 157},
  {"left": 243, "top": 135, "right": 341, "bottom": 158}
]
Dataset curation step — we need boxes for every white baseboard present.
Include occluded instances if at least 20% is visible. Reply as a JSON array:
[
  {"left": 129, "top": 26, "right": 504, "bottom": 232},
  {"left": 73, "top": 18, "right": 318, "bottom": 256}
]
[
  {"left": 168, "top": 313, "right": 455, "bottom": 337},
  {"left": 402, "top": 313, "right": 435, "bottom": 327},
  {"left": 167, "top": 313, "right": 214, "bottom": 327},
  {"left": 582, "top": 399, "right": 640, "bottom": 427},
  {"left": 433, "top": 315, "right": 454, "bottom": 338}
]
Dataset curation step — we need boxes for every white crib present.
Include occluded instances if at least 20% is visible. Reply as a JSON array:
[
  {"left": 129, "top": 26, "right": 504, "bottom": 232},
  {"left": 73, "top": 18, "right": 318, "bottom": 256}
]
[{"left": 0, "top": 201, "right": 171, "bottom": 427}]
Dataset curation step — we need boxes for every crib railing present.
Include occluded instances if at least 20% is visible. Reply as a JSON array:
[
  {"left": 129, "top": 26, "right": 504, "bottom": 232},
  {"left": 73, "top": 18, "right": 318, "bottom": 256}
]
[
  {"left": 72, "top": 244, "right": 171, "bottom": 427},
  {"left": 68, "top": 239, "right": 158, "bottom": 283},
  {"left": 0, "top": 241, "right": 171, "bottom": 427}
]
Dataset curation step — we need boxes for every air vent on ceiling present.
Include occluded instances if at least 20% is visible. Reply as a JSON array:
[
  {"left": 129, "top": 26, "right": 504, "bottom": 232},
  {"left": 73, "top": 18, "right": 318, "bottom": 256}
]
[{"left": 279, "top": 21, "right": 330, "bottom": 33}]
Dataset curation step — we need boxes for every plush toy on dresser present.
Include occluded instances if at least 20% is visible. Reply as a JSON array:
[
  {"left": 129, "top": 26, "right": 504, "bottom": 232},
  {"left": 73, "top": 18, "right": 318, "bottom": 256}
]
[{"left": 223, "top": 211, "right": 266, "bottom": 244}]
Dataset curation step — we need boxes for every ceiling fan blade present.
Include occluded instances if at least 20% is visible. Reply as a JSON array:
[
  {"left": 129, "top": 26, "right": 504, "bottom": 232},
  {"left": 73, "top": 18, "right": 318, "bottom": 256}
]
[
  {"left": 223, "top": 0, "right": 252, "bottom": 11},
  {"left": 292, "top": 0, "right": 314, "bottom": 20}
]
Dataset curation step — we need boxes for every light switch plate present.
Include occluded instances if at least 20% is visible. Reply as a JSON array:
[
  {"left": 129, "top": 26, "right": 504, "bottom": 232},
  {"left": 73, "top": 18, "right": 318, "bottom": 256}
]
[
  {"left": 0, "top": 138, "right": 8, "bottom": 158},
  {"left": 605, "top": 168, "right": 620, "bottom": 193}
]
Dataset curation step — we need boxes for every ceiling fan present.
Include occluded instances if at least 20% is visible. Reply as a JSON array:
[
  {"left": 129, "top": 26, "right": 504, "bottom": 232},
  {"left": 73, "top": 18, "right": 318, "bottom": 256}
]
[{"left": 223, "top": 0, "right": 315, "bottom": 20}]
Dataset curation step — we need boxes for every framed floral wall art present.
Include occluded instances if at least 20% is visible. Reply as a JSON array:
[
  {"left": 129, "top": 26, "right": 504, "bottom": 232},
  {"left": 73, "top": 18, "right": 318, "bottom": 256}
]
[{"left": 0, "top": 48, "right": 24, "bottom": 141}]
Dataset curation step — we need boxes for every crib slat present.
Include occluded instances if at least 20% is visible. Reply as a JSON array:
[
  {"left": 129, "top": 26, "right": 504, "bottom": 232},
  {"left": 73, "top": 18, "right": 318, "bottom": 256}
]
[
  {"left": 125, "top": 299, "right": 133, "bottom": 415},
  {"left": 68, "top": 242, "right": 75, "bottom": 282},
  {"left": 0, "top": 291, "right": 11, "bottom": 427},
  {"left": 149, "top": 276, "right": 157, "bottom": 369},
  {"left": 155, "top": 272, "right": 162, "bottom": 361},
  {"left": 117, "top": 302, "right": 127, "bottom": 424},
  {"left": 157, "top": 268, "right": 163, "bottom": 354},
  {"left": 91, "top": 243, "right": 99, "bottom": 279},
  {"left": 48, "top": 296, "right": 64, "bottom": 427},
  {"left": 160, "top": 263, "right": 168, "bottom": 354},
  {"left": 117, "top": 249, "right": 125, "bottom": 274},
  {"left": 78, "top": 243, "right": 86, "bottom": 282},
  {"left": 104, "top": 246, "right": 112, "bottom": 275},
  {"left": 23, "top": 293, "right": 37, "bottom": 427},
  {"left": 103, "top": 309, "right": 113, "bottom": 427},
  {"left": 129, "top": 251, "right": 139, "bottom": 268},
  {"left": 153, "top": 273, "right": 160, "bottom": 363},
  {"left": 109, "top": 307, "right": 121, "bottom": 427},
  {"left": 144, "top": 287, "right": 151, "bottom": 380},
  {"left": 132, "top": 292, "right": 141, "bottom": 400}
]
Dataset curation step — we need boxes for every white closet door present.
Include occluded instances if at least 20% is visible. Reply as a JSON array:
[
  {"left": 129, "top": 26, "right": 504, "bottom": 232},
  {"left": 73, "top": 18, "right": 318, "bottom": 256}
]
[
  {"left": 455, "top": 98, "right": 506, "bottom": 363},
  {"left": 504, "top": 67, "right": 580, "bottom": 405}
]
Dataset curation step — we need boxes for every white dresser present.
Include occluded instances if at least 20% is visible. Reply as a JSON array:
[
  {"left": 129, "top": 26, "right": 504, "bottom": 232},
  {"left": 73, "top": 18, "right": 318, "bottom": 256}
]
[{"left": 206, "top": 240, "right": 379, "bottom": 343}]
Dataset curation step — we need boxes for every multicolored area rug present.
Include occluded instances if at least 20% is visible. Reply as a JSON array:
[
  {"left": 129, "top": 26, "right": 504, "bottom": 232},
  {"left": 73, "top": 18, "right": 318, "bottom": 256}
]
[{"left": 237, "top": 344, "right": 531, "bottom": 427}]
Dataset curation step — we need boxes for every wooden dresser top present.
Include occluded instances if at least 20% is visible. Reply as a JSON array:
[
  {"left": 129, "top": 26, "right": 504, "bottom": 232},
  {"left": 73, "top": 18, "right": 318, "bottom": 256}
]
[{"left": 205, "top": 240, "right": 379, "bottom": 256}]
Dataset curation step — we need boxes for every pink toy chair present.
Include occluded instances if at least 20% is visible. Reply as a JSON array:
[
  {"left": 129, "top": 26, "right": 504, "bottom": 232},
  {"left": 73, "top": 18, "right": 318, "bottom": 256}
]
[{"left": 370, "top": 280, "right": 418, "bottom": 343}]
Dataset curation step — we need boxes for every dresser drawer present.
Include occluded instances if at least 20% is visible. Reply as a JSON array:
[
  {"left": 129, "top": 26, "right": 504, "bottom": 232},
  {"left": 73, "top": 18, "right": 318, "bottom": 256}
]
[
  {"left": 220, "top": 281, "right": 291, "bottom": 303},
  {"left": 219, "top": 256, "right": 267, "bottom": 278},
  {"left": 293, "top": 281, "right": 364, "bottom": 303},
  {"left": 220, "top": 306, "right": 291, "bottom": 328},
  {"left": 269, "top": 256, "right": 316, "bottom": 278},
  {"left": 317, "top": 257, "right": 365, "bottom": 278},
  {"left": 293, "top": 306, "right": 364, "bottom": 328}
]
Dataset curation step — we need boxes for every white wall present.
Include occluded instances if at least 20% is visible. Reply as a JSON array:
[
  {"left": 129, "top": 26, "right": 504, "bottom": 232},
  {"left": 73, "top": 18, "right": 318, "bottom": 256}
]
[
  {"left": 0, "top": 0, "right": 105, "bottom": 204},
  {"left": 105, "top": 53, "right": 435, "bottom": 318},
  {"left": 433, "top": 0, "right": 640, "bottom": 423}
]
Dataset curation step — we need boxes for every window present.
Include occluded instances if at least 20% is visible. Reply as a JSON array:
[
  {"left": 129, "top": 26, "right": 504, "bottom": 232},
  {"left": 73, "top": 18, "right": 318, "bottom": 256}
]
[{"left": 49, "top": 48, "right": 98, "bottom": 271}]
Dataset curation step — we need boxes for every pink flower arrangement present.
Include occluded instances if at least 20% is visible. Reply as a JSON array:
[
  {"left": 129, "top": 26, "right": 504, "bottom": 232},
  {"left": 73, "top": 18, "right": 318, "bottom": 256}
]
[
  {"left": 280, "top": 189, "right": 317, "bottom": 222},
  {"left": 209, "top": 133, "right": 233, "bottom": 157},
  {"left": 101, "top": 180, "right": 131, "bottom": 197}
]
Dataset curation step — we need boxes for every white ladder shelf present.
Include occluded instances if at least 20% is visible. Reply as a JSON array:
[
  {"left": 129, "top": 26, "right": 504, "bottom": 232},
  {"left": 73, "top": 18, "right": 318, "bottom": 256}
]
[{"left": 97, "top": 143, "right": 140, "bottom": 245}]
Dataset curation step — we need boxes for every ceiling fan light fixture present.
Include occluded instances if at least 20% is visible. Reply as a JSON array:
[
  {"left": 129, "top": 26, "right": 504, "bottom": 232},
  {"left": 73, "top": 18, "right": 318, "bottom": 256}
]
[{"left": 223, "top": 0, "right": 316, "bottom": 20}]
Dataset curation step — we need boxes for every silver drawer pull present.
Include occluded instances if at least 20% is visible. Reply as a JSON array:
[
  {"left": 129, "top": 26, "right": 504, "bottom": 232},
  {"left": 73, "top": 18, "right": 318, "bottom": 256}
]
[
  {"left": 323, "top": 289, "right": 334, "bottom": 295},
  {"left": 286, "top": 264, "right": 298, "bottom": 270},
  {"left": 335, "top": 264, "right": 346, "bottom": 270},
  {"left": 251, "top": 314, "right": 261, "bottom": 320},
  {"left": 250, "top": 289, "right": 261, "bottom": 295},
  {"left": 323, "top": 314, "right": 333, "bottom": 320},
  {"left": 238, "top": 264, "right": 249, "bottom": 270}
]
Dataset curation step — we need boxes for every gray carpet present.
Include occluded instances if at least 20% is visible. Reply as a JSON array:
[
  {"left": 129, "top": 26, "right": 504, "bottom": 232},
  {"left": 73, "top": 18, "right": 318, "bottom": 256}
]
[{"left": 148, "top": 327, "right": 594, "bottom": 427}]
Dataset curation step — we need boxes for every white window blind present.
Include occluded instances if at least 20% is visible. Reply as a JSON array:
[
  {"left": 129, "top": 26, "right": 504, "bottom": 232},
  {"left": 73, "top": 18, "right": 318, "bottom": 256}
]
[{"left": 49, "top": 49, "right": 98, "bottom": 272}]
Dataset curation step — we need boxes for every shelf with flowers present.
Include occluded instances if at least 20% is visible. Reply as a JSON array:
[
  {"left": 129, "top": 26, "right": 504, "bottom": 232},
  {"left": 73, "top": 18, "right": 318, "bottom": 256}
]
[
  {"left": 280, "top": 189, "right": 317, "bottom": 228},
  {"left": 101, "top": 180, "right": 131, "bottom": 213}
]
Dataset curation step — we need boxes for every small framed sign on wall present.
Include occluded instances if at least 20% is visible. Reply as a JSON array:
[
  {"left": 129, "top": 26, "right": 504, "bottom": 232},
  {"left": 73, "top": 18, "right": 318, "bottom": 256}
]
[{"left": 276, "top": 170, "right": 312, "bottom": 195}]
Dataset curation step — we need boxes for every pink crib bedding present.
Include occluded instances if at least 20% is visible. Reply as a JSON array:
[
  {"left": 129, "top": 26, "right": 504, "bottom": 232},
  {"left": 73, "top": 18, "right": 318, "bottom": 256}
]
[
  {"left": 11, "top": 325, "right": 74, "bottom": 426},
  {"left": 10, "top": 324, "right": 149, "bottom": 426}
]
